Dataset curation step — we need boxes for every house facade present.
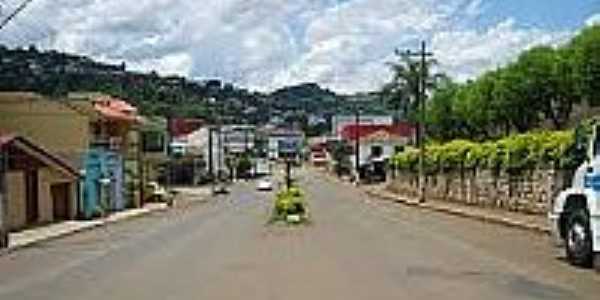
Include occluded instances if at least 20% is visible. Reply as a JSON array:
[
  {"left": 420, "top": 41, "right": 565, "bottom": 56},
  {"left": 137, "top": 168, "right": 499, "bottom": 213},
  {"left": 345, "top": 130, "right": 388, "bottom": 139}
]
[
  {"left": 140, "top": 116, "right": 168, "bottom": 198},
  {"left": 67, "top": 93, "right": 143, "bottom": 212},
  {"left": 340, "top": 123, "right": 416, "bottom": 178},
  {"left": 0, "top": 134, "right": 79, "bottom": 232},
  {"left": 0, "top": 92, "right": 142, "bottom": 220}
]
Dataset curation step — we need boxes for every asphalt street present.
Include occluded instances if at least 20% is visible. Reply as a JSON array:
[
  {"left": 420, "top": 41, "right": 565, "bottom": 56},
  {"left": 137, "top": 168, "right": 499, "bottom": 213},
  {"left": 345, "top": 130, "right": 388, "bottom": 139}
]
[{"left": 0, "top": 167, "right": 599, "bottom": 300}]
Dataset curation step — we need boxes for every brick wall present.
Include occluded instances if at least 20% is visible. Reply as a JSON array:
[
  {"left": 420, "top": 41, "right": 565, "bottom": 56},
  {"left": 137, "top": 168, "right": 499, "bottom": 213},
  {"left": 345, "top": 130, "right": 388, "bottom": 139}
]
[{"left": 389, "top": 167, "right": 572, "bottom": 215}]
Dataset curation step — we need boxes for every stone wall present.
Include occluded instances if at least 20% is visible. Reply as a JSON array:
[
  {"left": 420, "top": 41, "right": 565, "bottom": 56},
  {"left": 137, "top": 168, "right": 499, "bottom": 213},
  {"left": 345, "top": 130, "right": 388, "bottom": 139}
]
[{"left": 389, "top": 167, "right": 572, "bottom": 215}]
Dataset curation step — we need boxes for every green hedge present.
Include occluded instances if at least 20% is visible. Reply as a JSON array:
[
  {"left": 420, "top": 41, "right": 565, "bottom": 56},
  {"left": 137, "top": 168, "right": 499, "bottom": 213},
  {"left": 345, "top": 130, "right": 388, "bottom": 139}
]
[{"left": 393, "top": 130, "right": 578, "bottom": 172}]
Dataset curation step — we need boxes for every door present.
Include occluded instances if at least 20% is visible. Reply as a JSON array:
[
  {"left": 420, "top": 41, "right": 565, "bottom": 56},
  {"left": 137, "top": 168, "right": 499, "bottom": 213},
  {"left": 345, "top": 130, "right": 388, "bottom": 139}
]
[
  {"left": 106, "top": 152, "right": 125, "bottom": 211},
  {"left": 25, "top": 170, "right": 39, "bottom": 224},
  {"left": 83, "top": 151, "right": 102, "bottom": 219},
  {"left": 51, "top": 183, "right": 71, "bottom": 221}
]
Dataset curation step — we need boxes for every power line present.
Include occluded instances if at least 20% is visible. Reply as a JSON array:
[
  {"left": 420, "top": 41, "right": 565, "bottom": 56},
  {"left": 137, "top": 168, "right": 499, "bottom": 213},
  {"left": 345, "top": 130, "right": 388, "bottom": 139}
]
[{"left": 0, "top": 0, "right": 35, "bottom": 32}]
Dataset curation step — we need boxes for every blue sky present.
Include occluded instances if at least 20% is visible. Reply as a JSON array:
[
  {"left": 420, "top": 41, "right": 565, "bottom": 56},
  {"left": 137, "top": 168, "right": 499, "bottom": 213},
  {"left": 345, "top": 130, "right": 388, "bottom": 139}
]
[
  {"left": 477, "top": 0, "right": 598, "bottom": 30},
  {"left": 0, "top": 0, "right": 598, "bottom": 93}
]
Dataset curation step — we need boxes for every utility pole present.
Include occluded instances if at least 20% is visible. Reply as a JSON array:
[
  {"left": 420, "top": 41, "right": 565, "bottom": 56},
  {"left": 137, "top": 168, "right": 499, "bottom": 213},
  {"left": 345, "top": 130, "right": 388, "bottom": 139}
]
[
  {"left": 354, "top": 107, "right": 361, "bottom": 184},
  {"left": 402, "top": 40, "right": 433, "bottom": 203},
  {"left": 286, "top": 158, "right": 292, "bottom": 190},
  {"left": 217, "top": 127, "right": 223, "bottom": 182},
  {"left": 0, "top": 147, "right": 7, "bottom": 248},
  {"left": 208, "top": 127, "right": 214, "bottom": 181},
  {"left": 166, "top": 116, "right": 173, "bottom": 192}
]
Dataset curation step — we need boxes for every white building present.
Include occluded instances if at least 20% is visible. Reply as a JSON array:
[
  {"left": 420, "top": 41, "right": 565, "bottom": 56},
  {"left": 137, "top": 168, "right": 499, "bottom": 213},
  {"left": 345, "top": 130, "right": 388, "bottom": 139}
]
[
  {"left": 340, "top": 123, "right": 416, "bottom": 171},
  {"left": 171, "top": 127, "right": 227, "bottom": 178},
  {"left": 222, "top": 125, "right": 256, "bottom": 155}
]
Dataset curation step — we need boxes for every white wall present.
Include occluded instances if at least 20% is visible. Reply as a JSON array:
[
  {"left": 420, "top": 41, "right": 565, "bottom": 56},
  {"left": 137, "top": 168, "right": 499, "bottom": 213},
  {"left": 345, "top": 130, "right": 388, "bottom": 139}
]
[{"left": 348, "top": 141, "right": 401, "bottom": 170}]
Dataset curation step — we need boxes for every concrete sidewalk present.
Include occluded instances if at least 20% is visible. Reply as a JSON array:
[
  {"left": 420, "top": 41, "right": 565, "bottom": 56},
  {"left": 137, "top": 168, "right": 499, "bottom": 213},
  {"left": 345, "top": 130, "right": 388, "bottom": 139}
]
[
  {"left": 5, "top": 203, "right": 169, "bottom": 252},
  {"left": 365, "top": 187, "right": 550, "bottom": 234}
]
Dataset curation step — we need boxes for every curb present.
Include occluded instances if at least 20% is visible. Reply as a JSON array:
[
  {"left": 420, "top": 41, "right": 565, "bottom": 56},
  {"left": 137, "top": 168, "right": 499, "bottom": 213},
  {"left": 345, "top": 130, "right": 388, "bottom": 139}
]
[
  {"left": 0, "top": 204, "right": 169, "bottom": 256},
  {"left": 365, "top": 190, "right": 551, "bottom": 235}
]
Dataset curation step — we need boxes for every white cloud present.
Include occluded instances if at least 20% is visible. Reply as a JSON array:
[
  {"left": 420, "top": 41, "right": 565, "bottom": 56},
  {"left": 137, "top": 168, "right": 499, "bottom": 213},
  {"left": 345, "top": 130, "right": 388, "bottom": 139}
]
[
  {"left": 586, "top": 14, "right": 600, "bottom": 27},
  {"left": 432, "top": 19, "right": 572, "bottom": 81},
  {"left": 0, "top": 0, "right": 581, "bottom": 93},
  {"left": 465, "top": 0, "right": 483, "bottom": 17}
]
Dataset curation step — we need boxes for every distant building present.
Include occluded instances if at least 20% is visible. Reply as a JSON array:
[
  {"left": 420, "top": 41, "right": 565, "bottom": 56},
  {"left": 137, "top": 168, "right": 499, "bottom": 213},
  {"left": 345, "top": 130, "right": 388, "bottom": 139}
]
[
  {"left": 340, "top": 122, "right": 416, "bottom": 174},
  {"left": 168, "top": 118, "right": 205, "bottom": 141},
  {"left": 222, "top": 125, "right": 256, "bottom": 155},
  {"left": 268, "top": 130, "right": 305, "bottom": 161}
]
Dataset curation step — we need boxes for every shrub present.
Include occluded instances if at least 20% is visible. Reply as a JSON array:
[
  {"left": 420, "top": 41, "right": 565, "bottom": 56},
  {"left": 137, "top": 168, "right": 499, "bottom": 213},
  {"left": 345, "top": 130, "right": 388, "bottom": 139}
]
[
  {"left": 272, "top": 187, "right": 308, "bottom": 223},
  {"left": 393, "top": 130, "right": 575, "bottom": 171}
]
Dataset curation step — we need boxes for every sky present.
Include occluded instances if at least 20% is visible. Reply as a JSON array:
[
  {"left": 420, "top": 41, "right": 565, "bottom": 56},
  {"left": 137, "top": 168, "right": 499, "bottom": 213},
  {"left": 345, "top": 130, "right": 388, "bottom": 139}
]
[{"left": 0, "top": 0, "right": 599, "bottom": 94}]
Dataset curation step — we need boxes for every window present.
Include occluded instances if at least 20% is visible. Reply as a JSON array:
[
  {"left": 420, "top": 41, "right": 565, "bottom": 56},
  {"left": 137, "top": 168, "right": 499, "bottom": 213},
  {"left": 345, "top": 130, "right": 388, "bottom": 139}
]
[
  {"left": 142, "top": 132, "right": 166, "bottom": 153},
  {"left": 371, "top": 145, "right": 383, "bottom": 158}
]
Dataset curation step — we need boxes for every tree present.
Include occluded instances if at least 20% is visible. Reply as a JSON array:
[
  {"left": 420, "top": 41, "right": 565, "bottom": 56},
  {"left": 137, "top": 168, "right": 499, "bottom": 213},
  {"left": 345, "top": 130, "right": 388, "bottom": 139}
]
[
  {"left": 570, "top": 25, "right": 600, "bottom": 106},
  {"left": 381, "top": 50, "right": 444, "bottom": 122},
  {"left": 426, "top": 80, "right": 460, "bottom": 141}
]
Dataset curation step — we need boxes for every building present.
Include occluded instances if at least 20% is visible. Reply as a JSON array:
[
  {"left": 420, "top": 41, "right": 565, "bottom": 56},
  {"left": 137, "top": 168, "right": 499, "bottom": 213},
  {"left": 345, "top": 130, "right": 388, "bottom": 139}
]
[
  {"left": 309, "top": 142, "right": 329, "bottom": 167},
  {"left": 0, "top": 92, "right": 90, "bottom": 159},
  {"left": 0, "top": 134, "right": 79, "bottom": 232},
  {"left": 268, "top": 130, "right": 305, "bottom": 161},
  {"left": 222, "top": 125, "right": 256, "bottom": 156},
  {"left": 167, "top": 126, "right": 211, "bottom": 185},
  {"left": 67, "top": 93, "right": 143, "bottom": 213},
  {"left": 332, "top": 115, "right": 393, "bottom": 138},
  {"left": 0, "top": 92, "right": 142, "bottom": 219},
  {"left": 139, "top": 117, "right": 169, "bottom": 199},
  {"left": 340, "top": 123, "right": 416, "bottom": 180}
]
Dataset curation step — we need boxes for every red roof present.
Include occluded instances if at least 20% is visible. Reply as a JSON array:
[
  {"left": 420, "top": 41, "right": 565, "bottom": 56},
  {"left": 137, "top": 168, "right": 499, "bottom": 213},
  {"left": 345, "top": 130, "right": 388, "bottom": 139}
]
[
  {"left": 168, "top": 118, "right": 205, "bottom": 138},
  {"left": 92, "top": 96, "right": 140, "bottom": 123},
  {"left": 341, "top": 123, "right": 415, "bottom": 141}
]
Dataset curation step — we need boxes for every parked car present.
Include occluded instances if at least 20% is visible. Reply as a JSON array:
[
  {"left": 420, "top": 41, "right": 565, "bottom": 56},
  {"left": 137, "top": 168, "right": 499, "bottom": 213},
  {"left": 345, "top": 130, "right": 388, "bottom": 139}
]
[{"left": 257, "top": 178, "right": 273, "bottom": 191}]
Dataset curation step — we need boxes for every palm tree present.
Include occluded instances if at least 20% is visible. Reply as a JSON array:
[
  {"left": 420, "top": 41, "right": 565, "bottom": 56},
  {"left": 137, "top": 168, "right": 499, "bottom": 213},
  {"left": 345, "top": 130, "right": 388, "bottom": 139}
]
[{"left": 381, "top": 49, "right": 445, "bottom": 123}]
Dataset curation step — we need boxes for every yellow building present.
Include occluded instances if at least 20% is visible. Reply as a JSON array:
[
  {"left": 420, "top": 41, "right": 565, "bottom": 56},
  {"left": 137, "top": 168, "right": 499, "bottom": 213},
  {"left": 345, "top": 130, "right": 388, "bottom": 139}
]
[
  {"left": 0, "top": 134, "right": 79, "bottom": 231},
  {"left": 0, "top": 92, "right": 90, "bottom": 161},
  {"left": 0, "top": 92, "right": 144, "bottom": 219}
]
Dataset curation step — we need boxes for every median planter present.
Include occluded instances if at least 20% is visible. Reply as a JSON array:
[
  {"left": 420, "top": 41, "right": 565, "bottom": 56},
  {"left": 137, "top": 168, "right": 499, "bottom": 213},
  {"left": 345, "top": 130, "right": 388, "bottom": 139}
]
[{"left": 270, "top": 187, "right": 310, "bottom": 225}]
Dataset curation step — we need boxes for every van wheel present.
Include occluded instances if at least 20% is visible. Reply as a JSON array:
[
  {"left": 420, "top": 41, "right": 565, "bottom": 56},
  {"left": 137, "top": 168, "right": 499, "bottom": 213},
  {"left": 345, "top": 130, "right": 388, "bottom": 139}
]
[
  {"left": 565, "top": 209, "right": 593, "bottom": 267},
  {"left": 594, "top": 253, "right": 600, "bottom": 274}
]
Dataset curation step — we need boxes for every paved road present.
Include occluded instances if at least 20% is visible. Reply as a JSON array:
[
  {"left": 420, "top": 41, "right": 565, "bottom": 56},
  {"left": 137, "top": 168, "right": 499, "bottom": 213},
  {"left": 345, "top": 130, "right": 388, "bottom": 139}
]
[{"left": 0, "top": 168, "right": 599, "bottom": 300}]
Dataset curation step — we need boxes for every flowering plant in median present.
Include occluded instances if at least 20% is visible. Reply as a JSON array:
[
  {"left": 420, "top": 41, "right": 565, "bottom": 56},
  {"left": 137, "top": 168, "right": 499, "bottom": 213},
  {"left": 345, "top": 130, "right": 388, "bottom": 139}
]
[{"left": 271, "top": 187, "right": 309, "bottom": 224}]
